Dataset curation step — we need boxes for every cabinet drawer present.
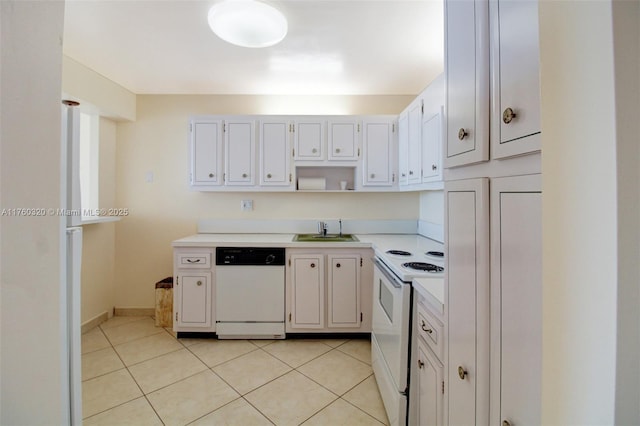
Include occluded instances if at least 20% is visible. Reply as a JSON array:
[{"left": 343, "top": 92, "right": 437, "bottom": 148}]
[
  {"left": 177, "top": 252, "right": 211, "bottom": 268},
  {"left": 417, "top": 305, "right": 444, "bottom": 361}
]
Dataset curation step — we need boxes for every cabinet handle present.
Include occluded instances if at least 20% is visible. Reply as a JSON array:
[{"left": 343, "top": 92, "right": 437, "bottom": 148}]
[
  {"left": 503, "top": 107, "right": 516, "bottom": 124},
  {"left": 458, "top": 128, "right": 468, "bottom": 140},
  {"left": 310, "top": 263, "right": 316, "bottom": 268},
  {"left": 458, "top": 366, "right": 468, "bottom": 380},
  {"left": 502, "top": 421, "right": 512, "bottom": 426},
  {"left": 267, "top": 173, "right": 272, "bottom": 179},
  {"left": 336, "top": 263, "right": 341, "bottom": 268},
  {"left": 186, "top": 259, "right": 201, "bottom": 263},
  {"left": 421, "top": 320, "right": 433, "bottom": 334},
  {"left": 418, "top": 359, "right": 424, "bottom": 369},
  {"left": 401, "top": 173, "right": 406, "bottom": 177},
  {"left": 409, "top": 171, "right": 414, "bottom": 175},
  {"left": 209, "top": 173, "right": 215, "bottom": 178},
  {"left": 431, "top": 164, "right": 437, "bottom": 171},
  {"left": 197, "top": 280, "right": 203, "bottom": 286},
  {"left": 242, "top": 173, "right": 248, "bottom": 178},
  {"left": 312, "top": 148, "right": 317, "bottom": 153},
  {"left": 335, "top": 148, "right": 341, "bottom": 153},
  {"left": 370, "top": 174, "right": 375, "bottom": 178}
]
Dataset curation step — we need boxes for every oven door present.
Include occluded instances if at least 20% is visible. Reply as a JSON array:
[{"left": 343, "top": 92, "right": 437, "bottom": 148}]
[{"left": 372, "top": 259, "right": 411, "bottom": 392}]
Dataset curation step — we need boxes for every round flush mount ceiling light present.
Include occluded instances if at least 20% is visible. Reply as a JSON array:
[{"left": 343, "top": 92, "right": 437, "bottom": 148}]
[{"left": 208, "top": 0, "right": 288, "bottom": 48}]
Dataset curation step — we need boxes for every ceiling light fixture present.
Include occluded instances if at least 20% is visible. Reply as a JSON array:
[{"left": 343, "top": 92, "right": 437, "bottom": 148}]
[{"left": 208, "top": 0, "right": 288, "bottom": 48}]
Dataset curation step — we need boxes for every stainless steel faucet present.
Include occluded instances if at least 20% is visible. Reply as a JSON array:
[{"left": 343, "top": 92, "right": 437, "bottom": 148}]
[{"left": 317, "top": 221, "right": 327, "bottom": 236}]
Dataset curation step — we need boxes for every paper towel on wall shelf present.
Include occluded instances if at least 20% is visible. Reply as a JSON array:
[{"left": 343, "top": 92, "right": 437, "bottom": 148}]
[{"left": 297, "top": 177, "right": 326, "bottom": 190}]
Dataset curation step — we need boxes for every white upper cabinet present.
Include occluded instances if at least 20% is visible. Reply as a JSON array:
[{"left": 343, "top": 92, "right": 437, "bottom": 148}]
[
  {"left": 224, "top": 118, "right": 255, "bottom": 186},
  {"left": 362, "top": 118, "right": 395, "bottom": 187},
  {"left": 259, "top": 119, "right": 292, "bottom": 187},
  {"left": 398, "top": 112, "right": 409, "bottom": 185},
  {"left": 328, "top": 119, "right": 359, "bottom": 161},
  {"left": 444, "top": 0, "right": 490, "bottom": 168},
  {"left": 190, "top": 118, "right": 223, "bottom": 187},
  {"left": 491, "top": 0, "right": 541, "bottom": 159},
  {"left": 422, "top": 107, "right": 444, "bottom": 183},
  {"left": 407, "top": 100, "right": 423, "bottom": 184},
  {"left": 294, "top": 119, "right": 325, "bottom": 161}
]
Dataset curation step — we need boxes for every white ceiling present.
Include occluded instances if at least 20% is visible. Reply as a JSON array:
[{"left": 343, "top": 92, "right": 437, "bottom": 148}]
[{"left": 63, "top": 0, "right": 444, "bottom": 96}]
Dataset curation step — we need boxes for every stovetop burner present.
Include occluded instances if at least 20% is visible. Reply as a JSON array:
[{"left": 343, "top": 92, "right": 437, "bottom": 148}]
[
  {"left": 402, "top": 262, "right": 444, "bottom": 273},
  {"left": 426, "top": 251, "right": 444, "bottom": 258},
  {"left": 386, "top": 250, "right": 412, "bottom": 256}
]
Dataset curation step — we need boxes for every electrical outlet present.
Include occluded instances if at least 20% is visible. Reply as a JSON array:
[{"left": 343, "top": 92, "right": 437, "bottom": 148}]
[{"left": 241, "top": 200, "right": 253, "bottom": 211}]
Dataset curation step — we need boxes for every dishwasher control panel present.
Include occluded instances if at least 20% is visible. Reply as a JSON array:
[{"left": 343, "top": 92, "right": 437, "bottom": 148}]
[{"left": 216, "top": 247, "right": 286, "bottom": 266}]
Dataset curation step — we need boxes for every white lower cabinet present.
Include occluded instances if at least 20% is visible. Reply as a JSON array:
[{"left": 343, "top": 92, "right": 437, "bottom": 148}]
[
  {"left": 410, "top": 286, "right": 446, "bottom": 426},
  {"left": 287, "top": 249, "right": 372, "bottom": 333},
  {"left": 173, "top": 249, "right": 214, "bottom": 332},
  {"left": 490, "top": 174, "right": 542, "bottom": 425},
  {"left": 445, "top": 178, "right": 490, "bottom": 425},
  {"left": 416, "top": 340, "right": 444, "bottom": 426}
]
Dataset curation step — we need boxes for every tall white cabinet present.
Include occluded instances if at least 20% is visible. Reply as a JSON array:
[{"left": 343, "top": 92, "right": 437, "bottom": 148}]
[
  {"left": 489, "top": 175, "right": 542, "bottom": 426},
  {"left": 444, "top": 178, "right": 490, "bottom": 425},
  {"left": 444, "top": 0, "right": 542, "bottom": 423}
]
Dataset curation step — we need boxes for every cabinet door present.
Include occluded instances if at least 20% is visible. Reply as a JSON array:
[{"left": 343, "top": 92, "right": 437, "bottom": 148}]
[
  {"left": 294, "top": 120, "right": 324, "bottom": 161},
  {"left": 224, "top": 119, "right": 255, "bottom": 185},
  {"left": 398, "top": 112, "right": 410, "bottom": 186},
  {"left": 444, "top": 0, "right": 489, "bottom": 168},
  {"left": 362, "top": 120, "right": 394, "bottom": 186},
  {"left": 422, "top": 106, "right": 444, "bottom": 183},
  {"left": 190, "top": 119, "right": 223, "bottom": 186},
  {"left": 175, "top": 271, "right": 212, "bottom": 328},
  {"left": 328, "top": 120, "right": 359, "bottom": 161},
  {"left": 327, "top": 254, "right": 361, "bottom": 328},
  {"left": 416, "top": 340, "right": 444, "bottom": 426},
  {"left": 445, "top": 178, "right": 490, "bottom": 425},
  {"left": 407, "top": 101, "right": 423, "bottom": 184},
  {"left": 490, "top": 174, "right": 542, "bottom": 425},
  {"left": 290, "top": 254, "right": 324, "bottom": 329},
  {"left": 491, "top": 0, "right": 541, "bottom": 159},
  {"left": 259, "top": 119, "right": 291, "bottom": 187}
]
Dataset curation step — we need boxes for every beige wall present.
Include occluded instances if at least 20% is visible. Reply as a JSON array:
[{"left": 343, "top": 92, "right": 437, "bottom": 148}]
[
  {"left": 81, "top": 117, "right": 117, "bottom": 325},
  {"left": 62, "top": 56, "right": 136, "bottom": 121},
  {"left": 114, "top": 94, "right": 419, "bottom": 308},
  {"left": 0, "top": 1, "right": 67, "bottom": 422},
  {"left": 539, "top": 1, "right": 639, "bottom": 423}
]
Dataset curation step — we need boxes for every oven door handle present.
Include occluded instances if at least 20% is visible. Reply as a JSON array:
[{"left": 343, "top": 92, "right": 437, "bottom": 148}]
[{"left": 374, "top": 259, "right": 404, "bottom": 289}]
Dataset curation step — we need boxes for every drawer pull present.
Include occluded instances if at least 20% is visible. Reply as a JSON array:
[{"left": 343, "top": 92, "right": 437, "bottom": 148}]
[
  {"left": 186, "top": 259, "right": 201, "bottom": 263},
  {"left": 209, "top": 173, "right": 215, "bottom": 178},
  {"left": 421, "top": 320, "right": 433, "bottom": 334},
  {"left": 336, "top": 263, "right": 341, "bottom": 268},
  {"left": 418, "top": 359, "right": 424, "bottom": 369},
  {"left": 502, "top": 421, "right": 512, "bottom": 426},
  {"left": 458, "top": 128, "right": 468, "bottom": 140},
  {"left": 458, "top": 366, "right": 468, "bottom": 380},
  {"left": 197, "top": 280, "right": 203, "bottom": 286},
  {"left": 310, "top": 263, "right": 316, "bottom": 268}
]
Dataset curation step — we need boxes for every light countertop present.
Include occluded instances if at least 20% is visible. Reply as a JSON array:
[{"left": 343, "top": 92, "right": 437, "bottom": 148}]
[{"left": 413, "top": 277, "right": 445, "bottom": 317}]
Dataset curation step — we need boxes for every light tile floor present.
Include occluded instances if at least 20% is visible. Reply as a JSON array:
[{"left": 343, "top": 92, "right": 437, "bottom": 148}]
[{"left": 82, "top": 316, "right": 390, "bottom": 425}]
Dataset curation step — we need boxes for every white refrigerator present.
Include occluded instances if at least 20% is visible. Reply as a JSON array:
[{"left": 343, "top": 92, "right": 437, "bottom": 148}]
[{"left": 61, "top": 100, "right": 83, "bottom": 424}]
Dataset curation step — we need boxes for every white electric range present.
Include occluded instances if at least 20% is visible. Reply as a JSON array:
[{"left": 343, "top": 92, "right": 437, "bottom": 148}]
[{"left": 370, "top": 236, "right": 444, "bottom": 426}]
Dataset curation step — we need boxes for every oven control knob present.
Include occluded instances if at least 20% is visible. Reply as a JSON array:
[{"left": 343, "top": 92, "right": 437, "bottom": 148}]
[{"left": 265, "top": 254, "right": 276, "bottom": 264}]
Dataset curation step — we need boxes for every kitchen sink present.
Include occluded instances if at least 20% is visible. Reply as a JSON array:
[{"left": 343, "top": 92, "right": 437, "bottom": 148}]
[{"left": 293, "top": 233, "right": 359, "bottom": 242}]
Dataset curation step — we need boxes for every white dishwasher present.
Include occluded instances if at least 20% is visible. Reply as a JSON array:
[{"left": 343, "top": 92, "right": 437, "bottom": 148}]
[{"left": 215, "top": 247, "right": 286, "bottom": 339}]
